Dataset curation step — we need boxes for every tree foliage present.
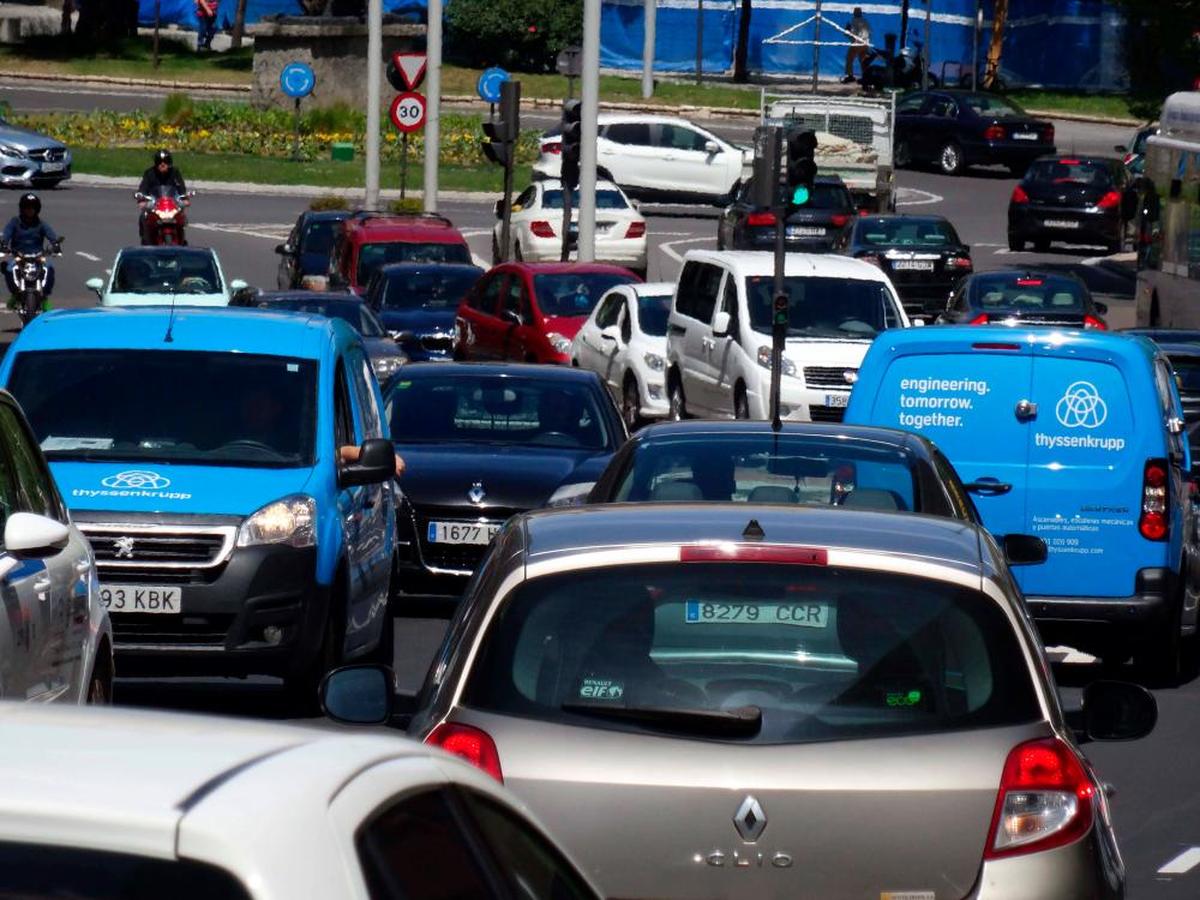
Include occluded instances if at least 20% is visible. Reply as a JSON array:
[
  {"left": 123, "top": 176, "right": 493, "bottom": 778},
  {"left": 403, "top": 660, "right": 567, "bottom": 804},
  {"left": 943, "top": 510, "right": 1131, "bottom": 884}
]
[
  {"left": 1112, "top": 0, "right": 1200, "bottom": 102},
  {"left": 446, "top": 0, "right": 583, "bottom": 72}
]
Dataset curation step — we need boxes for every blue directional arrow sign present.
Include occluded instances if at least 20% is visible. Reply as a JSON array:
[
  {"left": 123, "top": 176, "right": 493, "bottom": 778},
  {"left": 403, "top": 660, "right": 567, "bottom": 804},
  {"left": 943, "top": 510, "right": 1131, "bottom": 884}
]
[
  {"left": 476, "top": 66, "right": 510, "bottom": 104},
  {"left": 280, "top": 61, "right": 316, "bottom": 99}
]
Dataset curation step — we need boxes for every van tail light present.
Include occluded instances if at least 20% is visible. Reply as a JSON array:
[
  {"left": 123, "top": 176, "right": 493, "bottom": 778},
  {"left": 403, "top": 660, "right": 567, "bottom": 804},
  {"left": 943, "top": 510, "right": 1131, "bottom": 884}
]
[
  {"left": 969, "top": 313, "right": 990, "bottom": 325},
  {"left": 984, "top": 738, "right": 1096, "bottom": 860},
  {"left": 1096, "top": 190, "right": 1122, "bottom": 210},
  {"left": 529, "top": 220, "right": 556, "bottom": 238},
  {"left": 1011, "top": 185, "right": 1030, "bottom": 204},
  {"left": 984, "top": 124, "right": 1006, "bottom": 141},
  {"left": 625, "top": 221, "right": 646, "bottom": 239},
  {"left": 746, "top": 211, "right": 776, "bottom": 227},
  {"left": 541, "top": 140, "right": 562, "bottom": 155},
  {"left": 1083, "top": 314, "right": 1107, "bottom": 330},
  {"left": 948, "top": 256, "right": 973, "bottom": 271},
  {"left": 426, "top": 722, "right": 504, "bottom": 782},
  {"left": 830, "top": 213, "right": 850, "bottom": 227},
  {"left": 1140, "top": 459, "right": 1170, "bottom": 541}
]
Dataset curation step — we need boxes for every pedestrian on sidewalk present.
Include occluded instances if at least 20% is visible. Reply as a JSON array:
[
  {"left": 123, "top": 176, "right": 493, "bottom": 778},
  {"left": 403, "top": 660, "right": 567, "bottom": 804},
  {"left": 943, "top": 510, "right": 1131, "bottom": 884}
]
[
  {"left": 195, "top": 0, "right": 218, "bottom": 51},
  {"left": 843, "top": 7, "right": 871, "bottom": 84}
]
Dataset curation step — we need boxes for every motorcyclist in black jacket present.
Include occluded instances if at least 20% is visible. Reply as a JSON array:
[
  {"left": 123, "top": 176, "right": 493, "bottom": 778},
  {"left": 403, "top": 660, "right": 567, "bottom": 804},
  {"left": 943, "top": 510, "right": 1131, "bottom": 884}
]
[
  {"left": 1, "top": 193, "right": 59, "bottom": 304},
  {"left": 137, "top": 148, "right": 189, "bottom": 244}
]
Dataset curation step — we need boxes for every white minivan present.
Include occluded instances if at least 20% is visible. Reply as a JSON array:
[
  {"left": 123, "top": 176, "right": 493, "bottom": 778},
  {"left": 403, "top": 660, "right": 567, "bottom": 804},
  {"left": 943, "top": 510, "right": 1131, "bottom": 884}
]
[{"left": 665, "top": 250, "right": 910, "bottom": 422}]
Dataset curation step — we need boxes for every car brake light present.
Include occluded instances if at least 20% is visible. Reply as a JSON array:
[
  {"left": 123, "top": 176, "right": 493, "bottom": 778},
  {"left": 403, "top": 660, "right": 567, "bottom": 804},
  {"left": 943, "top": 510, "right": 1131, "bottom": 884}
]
[
  {"left": 529, "top": 220, "right": 556, "bottom": 238},
  {"left": 680, "top": 544, "right": 828, "bottom": 565},
  {"left": 969, "top": 313, "right": 990, "bottom": 325},
  {"left": 1097, "top": 190, "right": 1122, "bottom": 210},
  {"left": 972, "top": 342, "right": 1022, "bottom": 350},
  {"left": 746, "top": 211, "right": 776, "bottom": 227},
  {"left": 541, "top": 140, "right": 562, "bottom": 155},
  {"left": 830, "top": 213, "right": 850, "bottom": 227},
  {"left": 426, "top": 722, "right": 504, "bottom": 782},
  {"left": 1015, "top": 277, "right": 1044, "bottom": 286},
  {"left": 984, "top": 124, "right": 1006, "bottom": 141},
  {"left": 625, "top": 221, "right": 646, "bottom": 239},
  {"left": 1060, "top": 158, "right": 1080, "bottom": 165},
  {"left": 1140, "top": 459, "right": 1170, "bottom": 541},
  {"left": 948, "top": 256, "right": 973, "bottom": 270},
  {"left": 1083, "top": 314, "right": 1107, "bottom": 330},
  {"left": 1011, "top": 185, "right": 1030, "bottom": 204},
  {"left": 984, "top": 737, "right": 1095, "bottom": 860}
]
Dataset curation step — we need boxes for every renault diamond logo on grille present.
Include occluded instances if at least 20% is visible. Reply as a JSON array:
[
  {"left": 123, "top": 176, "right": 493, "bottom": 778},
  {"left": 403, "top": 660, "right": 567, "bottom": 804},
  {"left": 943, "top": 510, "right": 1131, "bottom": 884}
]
[
  {"left": 113, "top": 536, "right": 136, "bottom": 559},
  {"left": 468, "top": 482, "right": 486, "bottom": 505},
  {"left": 733, "top": 795, "right": 767, "bottom": 843}
]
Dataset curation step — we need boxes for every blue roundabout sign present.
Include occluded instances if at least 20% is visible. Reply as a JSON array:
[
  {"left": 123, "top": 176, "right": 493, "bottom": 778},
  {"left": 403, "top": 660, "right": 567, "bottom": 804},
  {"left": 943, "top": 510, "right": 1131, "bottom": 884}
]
[{"left": 280, "top": 61, "right": 316, "bottom": 99}]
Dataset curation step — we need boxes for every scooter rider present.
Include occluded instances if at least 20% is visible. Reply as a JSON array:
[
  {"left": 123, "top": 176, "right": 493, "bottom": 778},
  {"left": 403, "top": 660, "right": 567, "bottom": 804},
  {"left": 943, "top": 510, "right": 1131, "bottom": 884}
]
[
  {"left": 138, "top": 149, "right": 189, "bottom": 244},
  {"left": 1, "top": 193, "right": 59, "bottom": 305}
]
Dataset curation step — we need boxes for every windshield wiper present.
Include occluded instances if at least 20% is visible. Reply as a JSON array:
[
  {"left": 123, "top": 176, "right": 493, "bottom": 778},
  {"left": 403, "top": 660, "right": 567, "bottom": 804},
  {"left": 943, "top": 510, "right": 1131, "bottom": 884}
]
[{"left": 562, "top": 702, "right": 762, "bottom": 737}]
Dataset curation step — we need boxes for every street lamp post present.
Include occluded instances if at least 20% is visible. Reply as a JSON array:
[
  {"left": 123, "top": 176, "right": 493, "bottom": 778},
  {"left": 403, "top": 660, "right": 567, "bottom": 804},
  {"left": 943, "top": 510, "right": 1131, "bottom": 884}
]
[
  {"left": 364, "top": 0, "right": 382, "bottom": 209},
  {"left": 578, "top": 0, "right": 600, "bottom": 261},
  {"left": 424, "top": 0, "right": 443, "bottom": 212},
  {"left": 642, "top": 0, "right": 656, "bottom": 99}
]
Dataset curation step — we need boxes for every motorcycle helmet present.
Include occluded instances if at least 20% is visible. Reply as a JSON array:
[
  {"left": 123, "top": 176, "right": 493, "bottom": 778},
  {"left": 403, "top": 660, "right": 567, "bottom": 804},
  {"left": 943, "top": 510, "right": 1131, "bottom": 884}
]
[
  {"left": 154, "top": 149, "right": 173, "bottom": 167},
  {"left": 18, "top": 192, "right": 40, "bottom": 215}
]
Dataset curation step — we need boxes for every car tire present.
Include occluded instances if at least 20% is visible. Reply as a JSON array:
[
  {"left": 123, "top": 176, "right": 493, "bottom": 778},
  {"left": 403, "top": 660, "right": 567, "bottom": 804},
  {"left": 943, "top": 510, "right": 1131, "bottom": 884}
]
[
  {"left": 1007, "top": 234, "right": 1025, "bottom": 252},
  {"left": 1033, "top": 238, "right": 1051, "bottom": 253},
  {"left": 895, "top": 139, "right": 912, "bottom": 168},
  {"left": 667, "top": 374, "right": 687, "bottom": 422},
  {"left": 734, "top": 384, "right": 751, "bottom": 420},
  {"left": 514, "top": 243, "right": 524, "bottom": 262},
  {"left": 622, "top": 375, "right": 642, "bottom": 431},
  {"left": 85, "top": 644, "right": 112, "bottom": 705},
  {"left": 937, "top": 142, "right": 964, "bottom": 176}
]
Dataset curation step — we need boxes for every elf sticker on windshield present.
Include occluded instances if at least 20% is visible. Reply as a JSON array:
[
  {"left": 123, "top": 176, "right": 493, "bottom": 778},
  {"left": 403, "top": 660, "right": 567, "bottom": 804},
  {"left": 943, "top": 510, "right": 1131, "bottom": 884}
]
[
  {"left": 579, "top": 678, "right": 624, "bottom": 701},
  {"left": 1034, "top": 381, "right": 1125, "bottom": 451},
  {"left": 895, "top": 376, "right": 989, "bottom": 430}
]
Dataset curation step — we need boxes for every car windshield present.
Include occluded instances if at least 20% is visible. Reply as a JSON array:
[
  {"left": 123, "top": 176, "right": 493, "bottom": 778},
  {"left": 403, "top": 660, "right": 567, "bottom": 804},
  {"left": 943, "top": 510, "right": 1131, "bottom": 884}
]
[
  {"left": 1026, "top": 159, "right": 1112, "bottom": 187},
  {"left": 357, "top": 241, "right": 472, "bottom": 284},
  {"left": 7, "top": 350, "right": 318, "bottom": 468},
  {"left": 252, "top": 297, "right": 383, "bottom": 336},
  {"left": 964, "top": 94, "right": 1026, "bottom": 117},
  {"left": 534, "top": 272, "right": 637, "bottom": 318},
  {"left": 380, "top": 268, "right": 482, "bottom": 310},
  {"left": 112, "top": 250, "right": 221, "bottom": 295},
  {"left": 542, "top": 189, "right": 629, "bottom": 210},
  {"left": 636, "top": 293, "right": 672, "bottom": 337},
  {"left": 300, "top": 218, "right": 340, "bottom": 256},
  {"left": 745, "top": 275, "right": 900, "bottom": 337},
  {"left": 387, "top": 374, "right": 612, "bottom": 451},
  {"left": 856, "top": 218, "right": 960, "bottom": 248},
  {"left": 971, "top": 274, "right": 1087, "bottom": 313},
  {"left": 464, "top": 563, "right": 1040, "bottom": 744},
  {"left": 609, "top": 434, "right": 920, "bottom": 510}
]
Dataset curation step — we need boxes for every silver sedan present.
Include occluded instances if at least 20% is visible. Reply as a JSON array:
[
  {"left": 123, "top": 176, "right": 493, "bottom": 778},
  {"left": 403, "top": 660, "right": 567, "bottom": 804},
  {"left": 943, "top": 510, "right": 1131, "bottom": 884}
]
[{"left": 0, "top": 115, "right": 70, "bottom": 188}]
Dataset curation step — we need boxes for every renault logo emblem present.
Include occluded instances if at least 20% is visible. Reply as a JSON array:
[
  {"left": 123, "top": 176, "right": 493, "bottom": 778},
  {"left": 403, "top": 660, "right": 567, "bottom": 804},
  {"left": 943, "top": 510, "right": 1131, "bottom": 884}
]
[
  {"left": 113, "top": 536, "right": 136, "bottom": 559},
  {"left": 467, "top": 482, "right": 486, "bottom": 505},
  {"left": 733, "top": 795, "right": 767, "bottom": 843}
]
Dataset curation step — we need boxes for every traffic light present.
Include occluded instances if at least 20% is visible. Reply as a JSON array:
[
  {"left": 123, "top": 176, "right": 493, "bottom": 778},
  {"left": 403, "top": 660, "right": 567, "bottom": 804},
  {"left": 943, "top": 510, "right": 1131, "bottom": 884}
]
[
  {"left": 482, "top": 80, "right": 520, "bottom": 168},
  {"left": 560, "top": 99, "right": 582, "bottom": 192},
  {"left": 784, "top": 128, "right": 818, "bottom": 212},
  {"left": 751, "top": 125, "right": 781, "bottom": 210}
]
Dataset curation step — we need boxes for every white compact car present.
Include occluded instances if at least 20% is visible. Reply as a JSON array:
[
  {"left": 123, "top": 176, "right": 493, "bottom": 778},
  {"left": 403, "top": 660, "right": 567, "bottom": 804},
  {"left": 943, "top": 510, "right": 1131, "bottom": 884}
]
[
  {"left": 496, "top": 179, "right": 647, "bottom": 277},
  {"left": 533, "top": 115, "right": 752, "bottom": 205},
  {"left": 0, "top": 391, "right": 111, "bottom": 704},
  {"left": 572, "top": 282, "right": 672, "bottom": 428},
  {"left": 86, "top": 246, "right": 247, "bottom": 307},
  {"left": 665, "top": 250, "right": 910, "bottom": 422},
  {"left": 0, "top": 701, "right": 601, "bottom": 899}
]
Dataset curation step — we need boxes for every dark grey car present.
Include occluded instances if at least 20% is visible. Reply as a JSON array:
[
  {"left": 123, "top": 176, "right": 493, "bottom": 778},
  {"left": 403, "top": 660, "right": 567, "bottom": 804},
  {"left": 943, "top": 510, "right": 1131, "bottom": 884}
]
[{"left": 327, "top": 503, "right": 1154, "bottom": 900}]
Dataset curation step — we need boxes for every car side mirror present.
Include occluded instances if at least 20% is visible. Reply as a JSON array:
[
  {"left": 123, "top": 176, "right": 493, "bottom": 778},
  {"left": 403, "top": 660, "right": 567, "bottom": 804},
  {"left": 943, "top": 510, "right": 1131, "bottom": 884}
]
[
  {"left": 339, "top": 437, "right": 396, "bottom": 487},
  {"left": 275, "top": 243, "right": 293, "bottom": 255},
  {"left": 320, "top": 664, "right": 394, "bottom": 725},
  {"left": 630, "top": 199, "right": 641, "bottom": 210},
  {"left": 229, "top": 279, "right": 248, "bottom": 292},
  {"left": 911, "top": 318, "right": 926, "bottom": 327},
  {"left": 85, "top": 277, "right": 104, "bottom": 295},
  {"left": 704, "top": 140, "right": 720, "bottom": 155},
  {"left": 501, "top": 308, "right": 523, "bottom": 327},
  {"left": 4, "top": 512, "right": 69, "bottom": 557},
  {"left": 711, "top": 310, "right": 731, "bottom": 337},
  {"left": 1001, "top": 533, "right": 1047, "bottom": 565},
  {"left": 1066, "top": 680, "right": 1157, "bottom": 743},
  {"left": 1094, "top": 300, "right": 1108, "bottom": 315}
]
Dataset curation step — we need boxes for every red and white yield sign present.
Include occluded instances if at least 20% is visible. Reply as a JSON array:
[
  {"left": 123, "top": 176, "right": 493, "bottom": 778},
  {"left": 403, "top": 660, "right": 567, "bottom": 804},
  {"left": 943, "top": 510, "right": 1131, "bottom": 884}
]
[
  {"left": 389, "top": 91, "right": 427, "bottom": 133},
  {"left": 392, "top": 52, "right": 427, "bottom": 91}
]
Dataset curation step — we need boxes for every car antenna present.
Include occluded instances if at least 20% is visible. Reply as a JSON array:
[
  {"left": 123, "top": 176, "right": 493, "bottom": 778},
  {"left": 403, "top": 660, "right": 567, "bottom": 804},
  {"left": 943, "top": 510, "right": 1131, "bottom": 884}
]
[
  {"left": 742, "top": 519, "right": 765, "bottom": 540},
  {"left": 163, "top": 277, "right": 177, "bottom": 343}
]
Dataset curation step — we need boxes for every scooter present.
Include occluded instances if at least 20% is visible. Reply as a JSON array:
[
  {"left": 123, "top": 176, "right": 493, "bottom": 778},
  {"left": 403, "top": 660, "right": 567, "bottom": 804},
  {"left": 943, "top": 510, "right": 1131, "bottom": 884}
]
[
  {"left": 3, "top": 237, "right": 63, "bottom": 327},
  {"left": 136, "top": 187, "right": 196, "bottom": 246},
  {"left": 861, "top": 44, "right": 938, "bottom": 93}
]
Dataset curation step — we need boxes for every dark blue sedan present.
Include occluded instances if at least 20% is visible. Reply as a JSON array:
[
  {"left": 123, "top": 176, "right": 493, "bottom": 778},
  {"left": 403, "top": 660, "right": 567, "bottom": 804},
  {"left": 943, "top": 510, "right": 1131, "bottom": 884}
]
[
  {"left": 363, "top": 263, "right": 484, "bottom": 362},
  {"left": 275, "top": 209, "right": 349, "bottom": 289}
]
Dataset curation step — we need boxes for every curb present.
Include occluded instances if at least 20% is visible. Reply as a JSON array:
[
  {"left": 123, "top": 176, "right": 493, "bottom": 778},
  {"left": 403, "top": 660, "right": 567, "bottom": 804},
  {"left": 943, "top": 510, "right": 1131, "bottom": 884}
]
[
  {"left": 69, "top": 171, "right": 495, "bottom": 202},
  {"left": 0, "top": 69, "right": 251, "bottom": 94}
]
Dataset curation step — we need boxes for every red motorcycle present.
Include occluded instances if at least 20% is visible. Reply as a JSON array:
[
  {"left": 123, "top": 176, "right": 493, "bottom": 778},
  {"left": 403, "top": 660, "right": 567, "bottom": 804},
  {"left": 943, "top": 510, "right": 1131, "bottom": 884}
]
[{"left": 136, "top": 186, "right": 195, "bottom": 246}]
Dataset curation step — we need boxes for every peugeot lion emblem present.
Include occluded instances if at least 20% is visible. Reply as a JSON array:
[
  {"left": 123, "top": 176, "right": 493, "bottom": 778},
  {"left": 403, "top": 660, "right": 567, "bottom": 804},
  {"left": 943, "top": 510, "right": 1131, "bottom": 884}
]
[
  {"left": 468, "top": 482, "right": 486, "bottom": 505},
  {"left": 733, "top": 795, "right": 767, "bottom": 843},
  {"left": 113, "top": 536, "right": 136, "bottom": 560}
]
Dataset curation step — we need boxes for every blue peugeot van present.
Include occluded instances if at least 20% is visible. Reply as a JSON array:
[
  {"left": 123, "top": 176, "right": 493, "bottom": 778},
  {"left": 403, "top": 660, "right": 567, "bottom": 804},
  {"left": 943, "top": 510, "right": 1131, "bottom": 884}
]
[
  {"left": 0, "top": 307, "right": 398, "bottom": 704},
  {"left": 846, "top": 325, "right": 1200, "bottom": 677}
]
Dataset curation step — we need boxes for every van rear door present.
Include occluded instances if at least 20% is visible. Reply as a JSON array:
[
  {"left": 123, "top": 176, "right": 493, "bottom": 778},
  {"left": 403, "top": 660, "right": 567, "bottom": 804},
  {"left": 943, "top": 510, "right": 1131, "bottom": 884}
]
[{"left": 1021, "top": 347, "right": 1149, "bottom": 598}]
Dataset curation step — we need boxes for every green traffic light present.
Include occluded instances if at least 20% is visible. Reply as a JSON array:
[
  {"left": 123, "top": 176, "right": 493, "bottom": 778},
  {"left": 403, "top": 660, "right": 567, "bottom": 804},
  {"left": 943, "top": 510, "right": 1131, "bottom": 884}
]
[{"left": 791, "top": 185, "right": 810, "bottom": 206}]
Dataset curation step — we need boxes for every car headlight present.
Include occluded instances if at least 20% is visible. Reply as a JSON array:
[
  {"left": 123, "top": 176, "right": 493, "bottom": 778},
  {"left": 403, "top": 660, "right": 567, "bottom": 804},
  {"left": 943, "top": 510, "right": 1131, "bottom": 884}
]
[
  {"left": 372, "top": 353, "right": 407, "bottom": 381},
  {"left": 757, "top": 345, "right": 796, "bottom": 377},
  {"left": 548, "top": 332, "right": 572, "bottom": 354},
  {"left": 545, "top": 482, "right": 595, "bottom": 508},
  {"left": 0, "top": 144, "right": 27, "bottom": 160},
  {"left": 237, "top": 494, "right": 316, "bottom": 548},
  {"left": 643, "top": 352, "right": 665, "bottom": 371}
]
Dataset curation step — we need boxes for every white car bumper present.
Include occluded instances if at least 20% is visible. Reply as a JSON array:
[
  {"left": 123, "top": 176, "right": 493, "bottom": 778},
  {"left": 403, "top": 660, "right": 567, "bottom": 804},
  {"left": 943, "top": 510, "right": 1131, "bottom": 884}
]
[{"left": 746, "top": 380, "right": 851, "bottom": 422}]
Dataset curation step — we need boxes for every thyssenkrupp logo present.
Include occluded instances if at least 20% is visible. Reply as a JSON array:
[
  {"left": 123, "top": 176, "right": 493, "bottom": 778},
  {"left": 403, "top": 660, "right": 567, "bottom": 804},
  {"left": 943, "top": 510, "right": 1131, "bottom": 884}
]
[
  {"left": 101, "top": 470, "right": 172, "bottom": 490},
  {"left": 1055, "top": 381, "right": 1107, "bottom": 429}
]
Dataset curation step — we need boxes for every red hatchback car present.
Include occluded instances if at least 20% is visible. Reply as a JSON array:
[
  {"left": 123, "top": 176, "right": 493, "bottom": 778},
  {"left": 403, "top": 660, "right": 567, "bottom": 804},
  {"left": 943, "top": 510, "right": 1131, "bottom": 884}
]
[
  {"left": 455, "top": 262, "right": 640, "bottom": 364},
  {"left": 329, "top": 211, "right": 473, "bottom": 295}
]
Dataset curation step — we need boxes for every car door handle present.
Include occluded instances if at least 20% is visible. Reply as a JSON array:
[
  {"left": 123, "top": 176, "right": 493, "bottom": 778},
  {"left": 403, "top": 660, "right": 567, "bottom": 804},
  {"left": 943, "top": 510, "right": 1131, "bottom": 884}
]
[
  {"left": 964, "top": 478, "right": 1013, "bottom": 496},
  {"left": 1015, "top": 399, "right": 1038, "bottom": 420},
  {"left": 34, "top": 576, "right": 52, "bottom": 598}
]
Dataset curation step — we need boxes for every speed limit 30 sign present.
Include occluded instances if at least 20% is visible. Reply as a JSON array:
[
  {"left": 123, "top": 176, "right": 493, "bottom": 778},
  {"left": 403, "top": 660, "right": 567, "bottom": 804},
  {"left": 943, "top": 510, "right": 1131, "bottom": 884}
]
[{"left": 389, "top": 91, "right": 427, "bottom": 133}]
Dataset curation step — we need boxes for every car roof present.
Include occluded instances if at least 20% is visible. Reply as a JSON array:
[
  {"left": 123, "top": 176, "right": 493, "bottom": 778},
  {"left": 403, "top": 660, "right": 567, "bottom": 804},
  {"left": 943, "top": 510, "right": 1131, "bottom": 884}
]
[
  {"left": 10, "top": 307, "right": 342, "bottom": 358},
  {"left": 597, "top": 113, "right": 714, "bottom": 128},
  {"left": 535, "top": 178, "right": 625, "bottom": 194},
  {"left": 341, "top": 212, "right": 466, "bottom": 244},
  {"left": 854, "top": 213, "right": 950, "bottom": 225},
  {"left": 517, "top": 503, "right": 984, "bottom": 577},
  {"left": 377, "top": 262, "right": 484, "bottom": 277},
  {"left": 623, "top": 281, "right": 674, "bottom": 297},
  {"left": 967, "top": 268, "right": 1083, "bottom": 285},
  {"left": 1031, "top": 154, "right": 1120, "bottom": 167},
  {"left": 116, "top": 245, "right": 216, "bottom": 259},
  {"left": 680, "top": 250, "right": 891, "bottom": 283},
  {"left": 629, "top": 419, "right": 931, "bottom": 450},
  {"left": 252, "top": 290, "right": 362, "bottom": 304},
  {"left": 301, "top": 209, "right": 350, "bottom": 222},
  {"left": 864, "top": 323, "right": 1159, "bottom": 364},
  {"left": 495, "top": 261, "right": 638, "bottom": 276},
  {"left": 387, "top": 361, "right": 604, "bottom": 384}
]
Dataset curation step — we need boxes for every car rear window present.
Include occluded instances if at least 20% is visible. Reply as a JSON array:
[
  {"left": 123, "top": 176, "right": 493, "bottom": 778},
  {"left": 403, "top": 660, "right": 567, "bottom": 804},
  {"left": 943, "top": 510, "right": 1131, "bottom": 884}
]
[
  {"left": 609, "top": 434, "right": 920, "bottom": 511},
  {"left": 1025, "top": 159, "right": 1113, "bottom": 187},
  {"left": 971, "top": 274, "right": 1086, "bottom": 313},
  {"left": 357, "top": 241, "right": 472, "bottom": 284},
  {"left": 534, "top": 272, "right": 638, "bottom": 317},
  {"left": 465, "top": 563, "right": 1040, "bottom": 744},
  {"left": 542, "top": 189, "right": 629, "bottom": 210},
  {"left": 857, "top": 218, "right": 960, "bottom": 248},
  {"left": 963, "top": 94, "right": 1026, "bottom": 117}
]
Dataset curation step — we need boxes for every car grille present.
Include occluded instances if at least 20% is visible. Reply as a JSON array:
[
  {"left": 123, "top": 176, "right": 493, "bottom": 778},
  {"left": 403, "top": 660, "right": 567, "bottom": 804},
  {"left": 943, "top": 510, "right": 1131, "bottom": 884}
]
[
  {"left": 80, "top": 525, "right": 235, "bottom": 584},
  {"left": 27, "top": 148, "right": 66, "bottom": 163},
  {"left": 116, "top": 614, "right": 235, "bottom": 647},
  {"left": 420, "top": 333, "right": 453, "bottom": 352},
  {"left": 809, "top": 404, "right": 846, "bottom": 423},
  {"left": 804, "top": 367, "right": 856, "bottom": 388}
]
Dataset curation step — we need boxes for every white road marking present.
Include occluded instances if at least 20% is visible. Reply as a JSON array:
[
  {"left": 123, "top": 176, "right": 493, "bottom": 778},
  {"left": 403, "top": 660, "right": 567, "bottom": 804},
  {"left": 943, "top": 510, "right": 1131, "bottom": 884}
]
[
  {"left": 1044, "top": 646, "right": 1098, "bottom": 665},
  {"left": 74, "top": 251, "right": 101, "bottom": 262},
  {"left": 1158, "top": 847, "right": 1200, "bottom": 875},
  {"left": 895, "top": 187, "right": 944, "bottom": 207},
  {"left": 659, "top": 236, "right": 713, "bottom": 264},
  {"left": 190, "top": 222, "right": 291, "bottom": 241}
]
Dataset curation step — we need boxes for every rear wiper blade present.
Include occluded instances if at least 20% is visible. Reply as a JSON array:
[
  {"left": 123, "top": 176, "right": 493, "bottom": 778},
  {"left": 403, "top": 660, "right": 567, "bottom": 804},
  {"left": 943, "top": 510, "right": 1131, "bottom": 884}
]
[{"left": 561, "top": 702, "right": 762, "bottom": 737}]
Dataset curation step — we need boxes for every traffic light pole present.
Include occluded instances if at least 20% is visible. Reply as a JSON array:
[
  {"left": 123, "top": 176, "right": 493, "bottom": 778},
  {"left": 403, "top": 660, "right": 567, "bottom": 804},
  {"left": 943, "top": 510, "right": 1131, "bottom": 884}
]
[
  {"left": 769, "top": 127, "right": 785, "bottom": 432},
  {"left": 498, "top": 80, "right": 519, "bottom": 263},
  {"left": 423, "top": 0, "right": 443, "bottom": 212},
  {"left": 364, "top": 0, "right": 382, "bottom": 210},
  {"left": 577, "top": 0, "right": 600, "bottom": 262}
]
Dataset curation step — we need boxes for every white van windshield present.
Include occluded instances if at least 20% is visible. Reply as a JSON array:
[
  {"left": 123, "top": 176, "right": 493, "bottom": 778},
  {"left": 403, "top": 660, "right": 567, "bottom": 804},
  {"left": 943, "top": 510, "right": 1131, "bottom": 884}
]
[{"left": 745, "top": 275, "right": 900, "bottom": 337}]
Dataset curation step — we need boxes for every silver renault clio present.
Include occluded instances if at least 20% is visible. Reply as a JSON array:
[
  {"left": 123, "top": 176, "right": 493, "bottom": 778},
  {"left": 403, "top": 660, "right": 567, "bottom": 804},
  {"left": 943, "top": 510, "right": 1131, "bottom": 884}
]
[{"left": 325, "top": 503, "right": 1155, "bottom": 900}]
